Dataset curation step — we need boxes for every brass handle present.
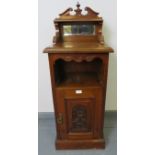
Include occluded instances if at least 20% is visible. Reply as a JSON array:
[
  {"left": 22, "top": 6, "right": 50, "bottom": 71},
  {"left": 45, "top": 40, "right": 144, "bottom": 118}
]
[{"left": 57, "top": 113, "right": 63, "bottom": 124}]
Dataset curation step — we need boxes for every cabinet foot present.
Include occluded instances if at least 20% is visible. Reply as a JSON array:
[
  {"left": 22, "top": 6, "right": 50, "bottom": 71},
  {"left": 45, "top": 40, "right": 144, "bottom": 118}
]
[{"left": 55, "top": 139, "right": 105, "bottom": 149}]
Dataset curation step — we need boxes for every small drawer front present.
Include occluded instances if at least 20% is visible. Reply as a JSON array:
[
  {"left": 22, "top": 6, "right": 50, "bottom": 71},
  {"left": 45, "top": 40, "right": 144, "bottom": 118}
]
[{"left": 64, "top": 88, "right": 95, "bottom": 99}]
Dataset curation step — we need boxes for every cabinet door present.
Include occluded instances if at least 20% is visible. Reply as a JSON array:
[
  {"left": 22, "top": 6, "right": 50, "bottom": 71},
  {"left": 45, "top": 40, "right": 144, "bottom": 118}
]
[
  {"left": 65, "top": 97, "right": 94, "bottom": 139},
  {"left": 55, "top": 87, "right": 103, "bottom": 140}
]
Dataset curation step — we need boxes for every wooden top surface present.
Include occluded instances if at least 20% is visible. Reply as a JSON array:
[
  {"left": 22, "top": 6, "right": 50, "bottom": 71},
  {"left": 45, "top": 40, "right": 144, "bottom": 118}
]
[{"left": 44, "top": 42, "right": 114, "bottom": 53}]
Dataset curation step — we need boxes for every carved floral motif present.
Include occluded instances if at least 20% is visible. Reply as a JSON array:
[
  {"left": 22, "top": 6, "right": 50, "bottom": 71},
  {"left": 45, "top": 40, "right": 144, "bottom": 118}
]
[{"left": 71, "top": 105, "right": 87, "bottom": 132}]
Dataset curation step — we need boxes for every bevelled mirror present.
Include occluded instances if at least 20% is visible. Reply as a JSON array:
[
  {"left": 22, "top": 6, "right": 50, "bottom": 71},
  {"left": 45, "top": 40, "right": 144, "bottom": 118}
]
[{"left": 63, "top": 24, "right": 95, "bottom": 36}]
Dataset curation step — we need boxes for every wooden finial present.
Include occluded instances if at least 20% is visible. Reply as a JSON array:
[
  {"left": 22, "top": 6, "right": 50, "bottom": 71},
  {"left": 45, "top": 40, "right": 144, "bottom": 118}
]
[
  {"left": 76, "top": 2, "right": 80, "bottom": 8},
  {"left": 75, "top": 2, "right": 82, "bottom": 16}
]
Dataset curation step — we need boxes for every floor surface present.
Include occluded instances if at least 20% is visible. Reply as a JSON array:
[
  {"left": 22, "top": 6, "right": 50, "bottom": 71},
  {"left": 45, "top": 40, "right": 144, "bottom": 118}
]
[{"left": 38, "top": 112, "right": 117, "bottom": 155}]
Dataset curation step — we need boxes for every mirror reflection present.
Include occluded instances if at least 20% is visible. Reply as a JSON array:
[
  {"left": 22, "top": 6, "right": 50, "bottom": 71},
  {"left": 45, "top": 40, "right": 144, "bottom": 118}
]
[{"left": 63, "top": 24, "right": 95, "bottom": 36}]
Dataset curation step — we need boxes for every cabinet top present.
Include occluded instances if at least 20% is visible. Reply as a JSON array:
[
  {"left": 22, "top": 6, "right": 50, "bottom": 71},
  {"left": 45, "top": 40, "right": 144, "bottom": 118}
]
[
  {"left": 44, "top": 42, "right": 113, "bottom": 53},
  {"left": 44, "top": 3, "right": 114, "bottom": 53}
]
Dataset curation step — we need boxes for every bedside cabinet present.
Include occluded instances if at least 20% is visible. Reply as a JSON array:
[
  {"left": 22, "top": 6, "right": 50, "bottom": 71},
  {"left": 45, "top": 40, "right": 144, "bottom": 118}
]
[{"left": 44, "top": 3, "right": 113, "bottom": 149}]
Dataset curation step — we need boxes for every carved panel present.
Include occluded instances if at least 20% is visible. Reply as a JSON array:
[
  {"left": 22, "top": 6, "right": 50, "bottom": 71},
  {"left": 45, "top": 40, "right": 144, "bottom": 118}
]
[
  {"left": 71, "top": 105, "right": 87, "bottom": 132},
  {"left": 65, "top": 98, "right": 94, "bottom": 133}
]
